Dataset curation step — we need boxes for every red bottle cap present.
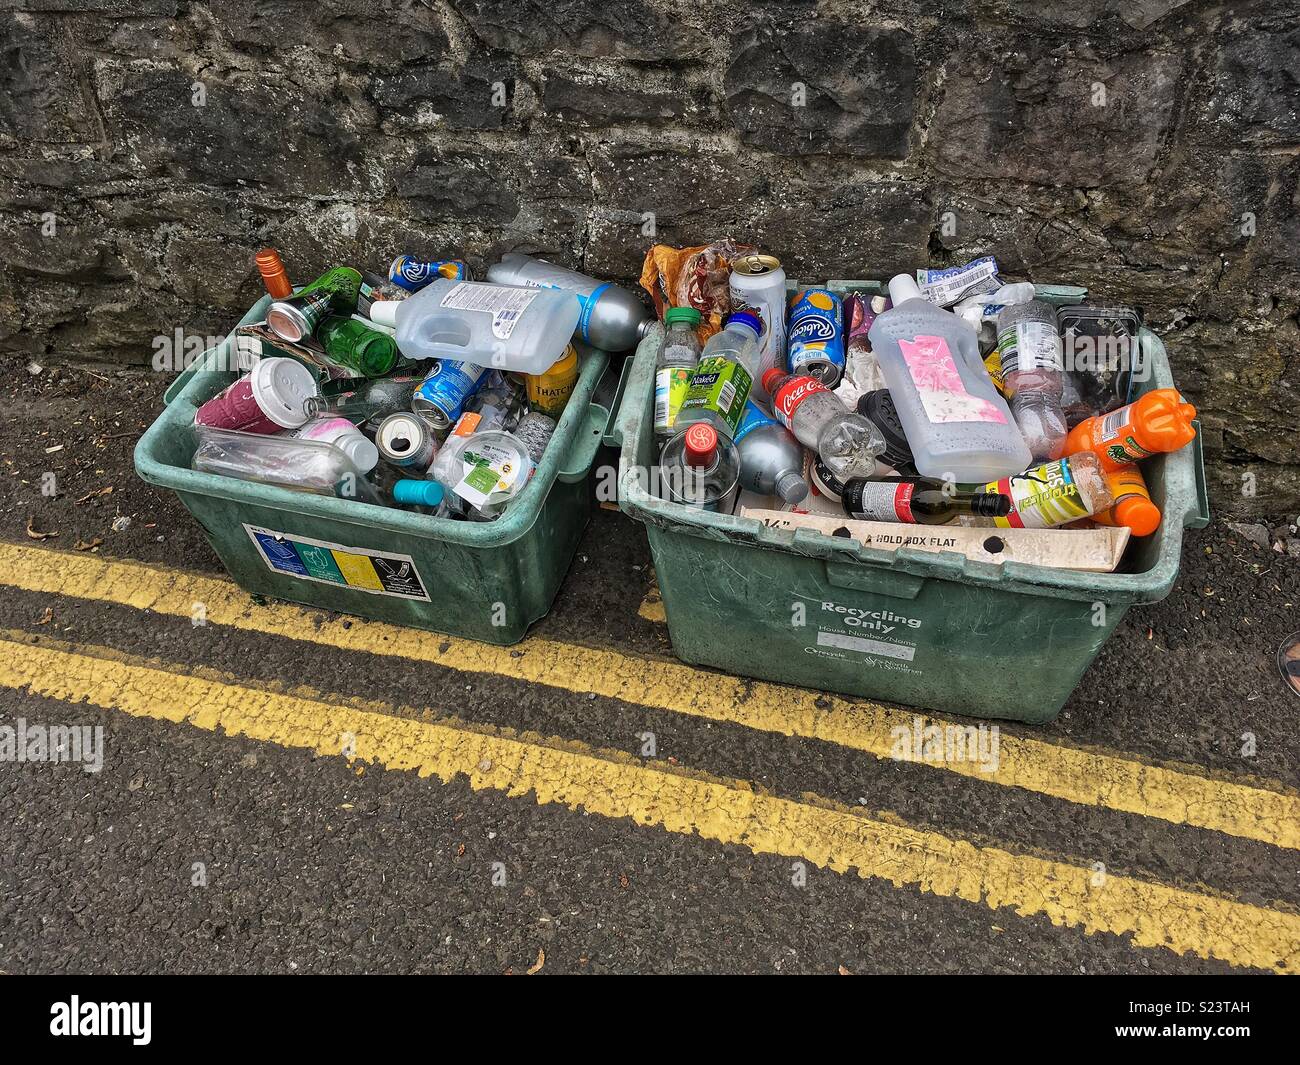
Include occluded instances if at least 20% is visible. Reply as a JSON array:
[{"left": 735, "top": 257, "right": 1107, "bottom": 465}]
[
  {"left": 762, "top": 368, "right": 786, "bottom": 394},
  {"left": 683, "top": 423, "right": 717, "bottom": 467}
]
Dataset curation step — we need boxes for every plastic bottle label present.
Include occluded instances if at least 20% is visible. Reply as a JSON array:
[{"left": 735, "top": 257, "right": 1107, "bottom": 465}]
[
  {"left": 997, "top": 320, "right": 1063, "bottom": 374},
  {"left": 733, "top": 400, "right": 776, "bottom": 444},
  {"left": 770, "top": 374, "right": 830, "bottom": 428},
  {"left": 680, "top": 356, "right": 752, "bottom": 435},
  {"left": 984, "top": 459, "right": 1089, "bottom": 529},
  {"left": 898, "top": 335, "right": 1008, "bottom": 425},
  {"left": 1097, "top": 403, "right": 1152, "bottom": 461},
  {"left": 439, "top": 283, "right": 539, "bottom": 340},
  {"left": 848, "top": 481, "right": 915, "bottom": 522},
  {"left": 654, "top": 367, "right": 692, "bottom": 434}
]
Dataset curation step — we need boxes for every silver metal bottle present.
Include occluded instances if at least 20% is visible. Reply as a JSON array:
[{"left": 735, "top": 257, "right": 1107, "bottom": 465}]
[{"left": 485, "top": 252, "right": 651, "bottom": 351}]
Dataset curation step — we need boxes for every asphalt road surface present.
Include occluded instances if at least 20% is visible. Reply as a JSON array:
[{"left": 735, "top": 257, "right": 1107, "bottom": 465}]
[{"left": 0, "top": 356, "right": 1296, "bottom": 974}]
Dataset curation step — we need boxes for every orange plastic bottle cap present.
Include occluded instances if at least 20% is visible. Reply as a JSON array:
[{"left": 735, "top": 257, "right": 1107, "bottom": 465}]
[{"left": 1114, "top": 496, "right": 1162, "bottom": 537}]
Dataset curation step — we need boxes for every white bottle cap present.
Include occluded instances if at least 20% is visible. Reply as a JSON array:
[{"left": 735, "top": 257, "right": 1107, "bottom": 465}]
[
  {"left": 887, "top": 273, "right": 924, "bottom": 306},
  {"left": 368, "top": 300, "right": 399, "bottom": 329},
  {"left": 334, "top": 431, "right": 379, "bottom": 474},
  {"left": 250, "top": 357, "right": 316, "bottom": 428}
]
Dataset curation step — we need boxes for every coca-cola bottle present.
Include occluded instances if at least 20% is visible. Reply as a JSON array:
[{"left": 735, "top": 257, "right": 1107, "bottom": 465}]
[{"left": 761, "top": 368, "right": 886, "bottom": 481}]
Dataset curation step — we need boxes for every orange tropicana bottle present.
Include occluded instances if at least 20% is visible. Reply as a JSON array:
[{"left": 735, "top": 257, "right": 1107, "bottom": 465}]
[
  {"left": 254, "top": 247, "right": 293, "bottom": 299},
  {"left": 1093, "top": 465, "right": 1162, "bottom": 537},
  {"left": 1064, "top": 388, "right": 1196, "bottom": 472}
]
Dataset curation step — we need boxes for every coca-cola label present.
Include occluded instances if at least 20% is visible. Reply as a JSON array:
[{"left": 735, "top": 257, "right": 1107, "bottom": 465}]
[{"left": 771, "top": 374, "right": 830, "bottom": 429}]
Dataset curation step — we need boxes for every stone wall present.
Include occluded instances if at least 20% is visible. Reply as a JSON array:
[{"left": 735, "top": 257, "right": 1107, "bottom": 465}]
[{"left": 1, "top": 0, "right": 1297, "bottom": 517}]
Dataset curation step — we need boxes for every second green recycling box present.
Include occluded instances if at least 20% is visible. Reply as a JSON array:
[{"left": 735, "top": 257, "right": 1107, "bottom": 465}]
[
  {"left": 611, "top": 280, "right": 1210, "bottom": 724},
  {"left": 135, "top": 295, "right": 610, "bottom": 645}
]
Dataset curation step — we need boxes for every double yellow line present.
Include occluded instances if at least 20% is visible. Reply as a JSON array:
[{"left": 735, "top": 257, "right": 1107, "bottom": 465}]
[
  {"left": 1, "top": 541, "right": 1298, "bottom": 971},
  {"left": 0, "top": 543, "right": 1294, "bottom": 850},
  {"left": 3, "top": 630, "right": 1297, "bottom": 973}
]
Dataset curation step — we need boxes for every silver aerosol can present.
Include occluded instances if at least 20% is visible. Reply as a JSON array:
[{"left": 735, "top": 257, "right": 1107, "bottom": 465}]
[
  {"left": 732, "top": 400, "right": 808, "bottom": 504},
  {"left": 485, "top": 252, "right": 651, "bottom": 351},
  {"left": 728, "top": 253, "right": 787, "bottom": 401}
]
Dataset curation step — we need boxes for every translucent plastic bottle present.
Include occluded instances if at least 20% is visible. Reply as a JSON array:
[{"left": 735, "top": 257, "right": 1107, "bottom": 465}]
[
  {"left": 994, "top": 300, "right": 1067, "bottom": 460},
  {"left": 676, "top": 311, "right": 762, "bottom": 439},
  {"left": 760, "top": 369, "right": 885, "bottom": 482},
  {"left": 192, "top": 427, "right": 380, "bottom": 502},
  {"left": 658, "top": 422, "right": 741, "bottom": 512},
  {"left": 368, "top": 278, "right": 581, "bottom": 374},
  {"left": 283, "top": 416, "right": 380, "bottom": 473},
  {"left": 485, "top": 252, "right": 651, "bottom": 351},
  {"left": 868, "top": 274, "right": 1031, "bottom": 482},
  {"left": 654, "top": 306, "right": 703, "bottom": 443},
  {"left": 732, "top": 400, "right": 808, "bottom": 503},
  {"left": 980, "top": 451, "right": 1114, "bottom": 528}
]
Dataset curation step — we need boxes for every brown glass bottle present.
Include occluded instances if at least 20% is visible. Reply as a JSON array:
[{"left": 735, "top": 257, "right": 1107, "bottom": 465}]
[{"left": 254, "top": 248, "right": 293, "bottom": 299}]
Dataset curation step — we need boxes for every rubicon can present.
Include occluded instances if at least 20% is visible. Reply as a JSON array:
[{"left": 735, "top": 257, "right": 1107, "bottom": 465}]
[
  {"left": 786, "top": 288, "right": 845, "bottom": 386},
  {"left": 389, "top": 256, "right": 471, "bottom": 293},
  {"left": 728, "top": 253, "right": 787, "bottom": 395},
  {"left": 411, "top": 358, "right": 487, "bottom": 430},
  {"left": 376, "top": 412, "right": 439, "bottom": 471}
]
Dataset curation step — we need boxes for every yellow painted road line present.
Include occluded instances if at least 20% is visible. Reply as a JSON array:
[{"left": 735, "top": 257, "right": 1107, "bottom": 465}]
[
  {"left": 3, "top": 543, "right": 1298, "bottom": 852},
  {"left": 638, "top": 575, "right": 666, "bottom": 624},
  {"left": 0, "top": 633, "right": 1295, "bottom": 973}
]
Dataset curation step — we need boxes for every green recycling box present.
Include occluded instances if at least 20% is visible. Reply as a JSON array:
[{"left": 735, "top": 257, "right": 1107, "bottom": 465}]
[
  {"left": 135, "top": 295, "right": 609, "bottom": 644},
  {"left": 613, "top": 281, "right": 1210, "bottom": 723}
]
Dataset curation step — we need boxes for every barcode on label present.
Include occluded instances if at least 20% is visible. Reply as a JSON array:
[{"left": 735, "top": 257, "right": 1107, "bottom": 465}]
[
  {"left": 718, "top": 379, "right": 736, "bottom": 411},
  {"left": 1099, "top": 406, "right": 1129, "bottom": 441},
  {"left": 439, "top": 282, "right": 538, "bottom": 316}
]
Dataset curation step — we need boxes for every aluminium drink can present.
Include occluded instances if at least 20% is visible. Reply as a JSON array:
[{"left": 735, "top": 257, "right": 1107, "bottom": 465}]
[
  {"left": 411, "top": 358, "right": 487, "bottom": 430},
  {"left": 389, "top": 256, "right": 471, "bottom": 293},
  {"left": 786, "top": 288, "right": 845, "bottom": 386},
  {"left": 375, "top": 412, "right": 439, "bottom": 471},
  {"left": 728, "top": 253, "right": 787, "bottom": 396}
]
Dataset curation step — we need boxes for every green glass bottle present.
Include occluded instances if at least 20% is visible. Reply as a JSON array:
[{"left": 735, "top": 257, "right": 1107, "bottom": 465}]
[
  {"left": 315, "top": 315, "right": 399, "bottom": 377},
  {"left": 841, "top": 476, "right": 1011, "bottom": 525}
]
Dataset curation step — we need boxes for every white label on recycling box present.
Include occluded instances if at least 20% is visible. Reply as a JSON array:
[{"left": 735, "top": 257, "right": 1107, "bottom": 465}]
[
  {"left": 243, "top": 524, "right": 430, "bottom": 601},
  {"left": 439, "top": 282, "right": 539, "bottom": 340},
  {"left": 816, "top": 630, "right": 916, "bottom": 661}
]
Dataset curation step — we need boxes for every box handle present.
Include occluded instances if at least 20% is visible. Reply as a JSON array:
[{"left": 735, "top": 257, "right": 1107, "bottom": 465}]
[
  {"left": 558, "top": 400, "right": 610, "bottom": 483},
  {"left": 824, "top": 559, "right": 926, "bottom": 600},
  {"left": 162, "top": 346, "right": 222, "bottom": 406},
  {"left": 602, "top": 356, "right": 637, "bottom": 447},
  {"left": 1184, "top": 419, "right": 1211, "bottom": 530},
  {"left": 610, "top": 325, "right": 662, "bottom": 450}
]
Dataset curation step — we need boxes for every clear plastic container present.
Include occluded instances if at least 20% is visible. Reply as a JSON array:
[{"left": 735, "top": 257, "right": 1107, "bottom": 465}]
[
  {"left": 868, "top": 275, "right": 1031, "bottom": 482},
  {"left": 654, "top": 306, "right": 703, "bottom": 442},
  {"left": 368, "top": 278, "right": 581, "bottom": 374},
  {"left": 430, "top": 429, "right": 535, "bottom": 521},
  {"left": 762, "top": 370, "right": 885, "bottom": 482},
  {"left": 676, "top": 311, "right": 762, "bottom": 439},
  {"left": 192, "top": 427, "right": 379, "bottom": 502}
]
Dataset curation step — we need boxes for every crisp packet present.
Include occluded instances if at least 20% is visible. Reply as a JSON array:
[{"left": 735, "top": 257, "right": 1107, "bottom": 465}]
[{"left": 639, "top": 238, "right": 755, "bottom": 344}]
